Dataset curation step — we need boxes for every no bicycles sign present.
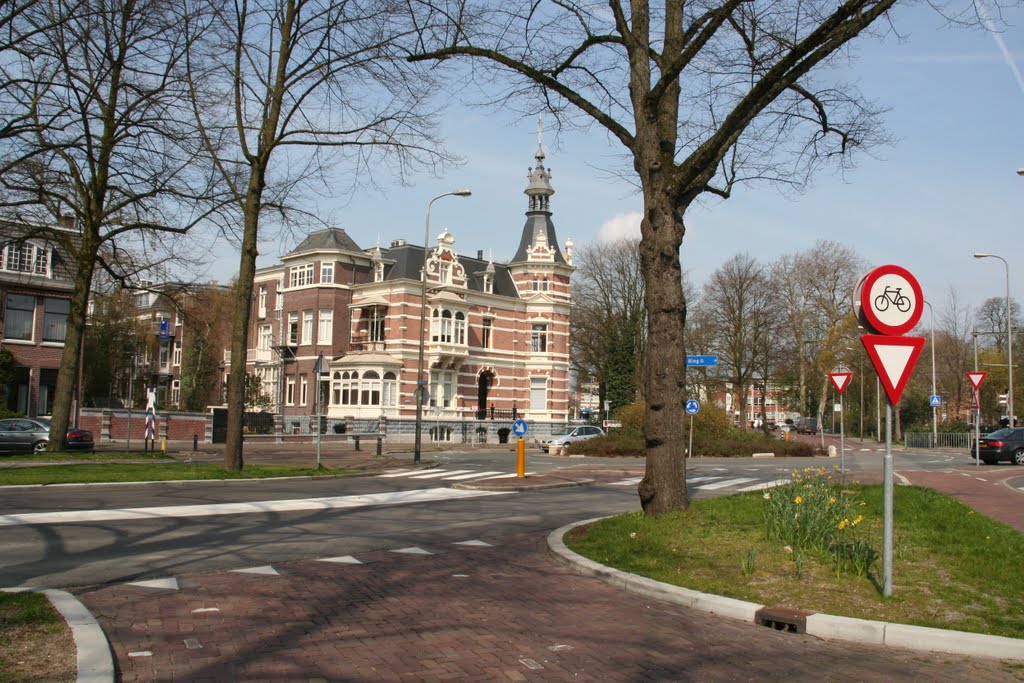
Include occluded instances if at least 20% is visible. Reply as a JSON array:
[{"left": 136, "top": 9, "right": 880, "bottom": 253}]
[{"left": 854, "top": 264, "right": 923, "bottom": 335}]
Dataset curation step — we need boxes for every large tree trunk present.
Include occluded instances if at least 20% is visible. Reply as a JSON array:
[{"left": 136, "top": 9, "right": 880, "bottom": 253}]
[
  {"left": 48, "top": 238, "right": 98, "bottom": 451},
  {"left": 222, "top": 178, "right": 263, "bottom": 471},
  {"left": 636, "top": 190, "right": 689, "bottom": 515}
]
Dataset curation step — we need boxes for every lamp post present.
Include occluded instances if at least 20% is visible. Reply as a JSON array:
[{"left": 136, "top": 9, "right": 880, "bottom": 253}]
[
  {"left": 414, "top": 189, "right": 471, "bottom": 464},
  {"left": 973, "top": 253, "right": 1014, "bottom": 428},
  {"left": 923, "top": 300, "right": 937, "bottom": 445}
]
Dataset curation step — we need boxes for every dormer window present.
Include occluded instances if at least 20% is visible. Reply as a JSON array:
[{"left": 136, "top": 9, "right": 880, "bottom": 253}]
[
  {"left": 483, "top": 274, "right": 493, "bottom": 294},
  {"left": 374, "top": 262, "right": 385, "bottom": 282},
  {"left": 1, "top": 241, "right": 49, "bottom": 276},
  {"left": 439, "top": 262, "right": 450, "bottom": 284}
]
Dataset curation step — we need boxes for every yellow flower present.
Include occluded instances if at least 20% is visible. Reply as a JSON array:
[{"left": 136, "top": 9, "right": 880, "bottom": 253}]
[
  {"left": 829, "top": 497, "right": 837, "bottom": 505},
  {"left": 763, "top": 492, "right": 771, "bottom": 500},
  {"left": 783, "top": 545, "right": 793, "bottom": 554},
  {"left": 838, "top": 519, "right": 849, "bottom": 529},
  {"left": 852, "top": 515, "right": 864, "bottom": 526},
  {"left": 794, "top": 496, "right": 803, "bottom": 504},
  {"left": 859, "top": 501, "right": 867, "bottom": 507}
]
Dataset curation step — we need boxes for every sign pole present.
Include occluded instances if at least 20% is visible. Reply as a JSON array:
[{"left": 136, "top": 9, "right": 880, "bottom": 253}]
[
  {"left": 839, "top": 392, "right": 845, "bottom": 474},
  {"left": 883, "top": 400, "right": 894, "bottom": 597},
  {"left": 688, "top": 414, "right": 694, "bottom": 458}
]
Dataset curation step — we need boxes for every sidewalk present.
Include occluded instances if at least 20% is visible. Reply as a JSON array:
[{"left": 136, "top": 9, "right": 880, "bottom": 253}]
[{"left": 45, "top": 456, "right": 1024, "bottom": 680}]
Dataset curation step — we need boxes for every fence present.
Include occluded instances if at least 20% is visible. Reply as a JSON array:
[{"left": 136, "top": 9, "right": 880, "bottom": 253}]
[{"left": 904, "top": 432, "right": 977, "bottom": 450}]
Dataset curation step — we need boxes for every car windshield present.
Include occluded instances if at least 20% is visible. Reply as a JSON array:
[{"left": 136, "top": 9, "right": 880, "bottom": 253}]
[{"left": 550, "top": 427, "right": 574, "bottom": 436}]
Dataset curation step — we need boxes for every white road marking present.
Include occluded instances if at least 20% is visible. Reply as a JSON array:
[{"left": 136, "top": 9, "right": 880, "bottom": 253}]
[
  {"left": 319, "top": 556, "right": 363, "bottom": 564},
  {"left": 475, "top": 472, "right": 536, "bottom": 480},
  {"left": 444, "top": 471, "right": 505, "bottom": 480},
  {"left": 232, "top": 566, "right": 279, "bottom": 575},
  {"left": 736, "top": 480, "right": 789, "bottom": 492},
  {"left": 453, "top": 540, "right": 493, "bottom": 547},
  {"left": 192, "top": 608, "right": 220, "bottom": 613},
  {"left": 392, "top": 547, "right": 433, "bottom": 555},
  {"left": 126, "top": 577, "right": 180, "bottom": 590},
  {"left": 0, "top": 488, "right": 512, "bottom": 527},
  {"left": 609, "top": 477, "right": 642, "bottom": 486},
  {"left": 409, "top": 469, "right": 474, "bottom": 479},
  {"left": 696, "top": 477, "right": 757, "bottom": 491}
]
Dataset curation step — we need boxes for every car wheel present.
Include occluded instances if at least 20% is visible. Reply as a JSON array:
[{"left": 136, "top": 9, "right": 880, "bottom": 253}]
[
  {"left": 1014, "top": 449, "right": 1024, "bottom": 466},
  {"left": 32, "top": 440, "right": 48, "bottom": 453}
]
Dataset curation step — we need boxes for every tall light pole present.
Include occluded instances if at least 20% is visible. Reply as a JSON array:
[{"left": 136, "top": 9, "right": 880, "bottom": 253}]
[
  {"left": 973, "top": 253, "right": 1013, "bottom": 428},
  {"left": 414, "top": 189, "right": 471, "bottom": 464},
  {"left": 923, "top": 300, "right": 937, "bottom": 445}
]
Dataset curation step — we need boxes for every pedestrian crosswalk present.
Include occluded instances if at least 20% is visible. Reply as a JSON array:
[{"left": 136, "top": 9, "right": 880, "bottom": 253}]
[
  {"left": 608, "top": 475, "right": 788, "bottom": 493},
  {"left": 378, "top": 468, "right": 536, "bottom": 482}
]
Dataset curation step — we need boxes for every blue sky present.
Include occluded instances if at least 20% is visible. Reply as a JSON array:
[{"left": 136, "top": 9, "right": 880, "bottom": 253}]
[{"left": 225, "top": 3, "right": 1023, "bottom": 321}]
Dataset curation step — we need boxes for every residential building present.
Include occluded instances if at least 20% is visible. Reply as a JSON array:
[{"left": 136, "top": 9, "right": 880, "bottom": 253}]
[
  {"left": 244, "top": 136, "right": 575, "bottom": 439},
  {"left": 0, "top": 217, "right": 78, "bottom": 417}
]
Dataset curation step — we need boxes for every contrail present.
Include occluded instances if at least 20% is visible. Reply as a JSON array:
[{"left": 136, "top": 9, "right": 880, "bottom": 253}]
[{"left": 977, "top": 0, "right": 1024, "bottom": 95}]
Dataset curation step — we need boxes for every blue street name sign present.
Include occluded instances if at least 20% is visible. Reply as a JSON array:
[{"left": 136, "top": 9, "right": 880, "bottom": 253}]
[
  {"left": 686, "top": 355, "right": 719, "bottom": 367},
  {"left": 512, "top": 419, "right": 528, "bottom": 437},
  {"left": 685, "top": 399, "right": 701, "bottom": 415},
  {"left": 930, "top": 395, "right": 942, "bottom": 407}
]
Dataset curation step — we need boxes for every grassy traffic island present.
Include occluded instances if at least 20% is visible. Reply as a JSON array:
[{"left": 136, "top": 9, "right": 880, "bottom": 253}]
[{"left": 566, "top": 467, "right": 1024, "bottom": 641}]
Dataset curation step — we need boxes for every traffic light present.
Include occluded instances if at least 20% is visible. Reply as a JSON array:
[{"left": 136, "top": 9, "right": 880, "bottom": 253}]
[{"left": 997, "top": 388, "right": 1009, "bottom": 407}]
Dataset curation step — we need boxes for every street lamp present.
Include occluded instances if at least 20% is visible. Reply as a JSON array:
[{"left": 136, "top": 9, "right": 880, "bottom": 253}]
[
  {"left": 414, "top": 189, "right": 471, "bottom": 464},
  {"left": 973, "top": 253, "right": 1014, "bottom": 428},
  {"left": 923, "top": 300, "right": 937, "bottom": 444}
]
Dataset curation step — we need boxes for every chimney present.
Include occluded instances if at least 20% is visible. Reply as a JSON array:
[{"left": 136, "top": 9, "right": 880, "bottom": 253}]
[
  {"left": 57, "top": 214, "right": 75, "bottom": 229},
  {"left": 477, "top": 250, "right": 483, "bottom": 260}
]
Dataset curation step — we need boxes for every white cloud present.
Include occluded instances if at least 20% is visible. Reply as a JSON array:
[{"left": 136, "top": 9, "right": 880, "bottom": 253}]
[{"left": 597, "top": 212, "right": 642, "bottom": 242}]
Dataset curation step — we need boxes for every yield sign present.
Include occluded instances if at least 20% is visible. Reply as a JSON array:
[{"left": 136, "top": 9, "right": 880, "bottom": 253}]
[
  {"left": 829, "top": 372, "right": 853, "bottom": 395},
  {"left": 965, "top": 371, "right": 988, "bottom": 391},
  {"left": 861, "top": 335, "right": 926, "bottom": 405}
]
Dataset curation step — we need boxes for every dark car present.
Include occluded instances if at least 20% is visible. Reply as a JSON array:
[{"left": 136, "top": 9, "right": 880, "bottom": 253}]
[
  {"left": 0, "top": 417, "right": 94, "bottom": 454},
  {"left": 795, "top": 417, "right": 818, "bottom": 435},
  {"left": 973, "top": 427, "right": 1024, "bottom": 465}
]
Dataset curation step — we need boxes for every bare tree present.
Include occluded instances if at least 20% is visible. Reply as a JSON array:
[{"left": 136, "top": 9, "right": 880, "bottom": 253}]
[
  {"left": 975, "top": 296, "right": 1021, "bottom": 353},
  {"left": 571, "top": 239, "right": 647, "bottom": 414},
  {"left": 187, "top": 0, "right": 455, "bottom": 470},
  {"left": 0, "top": 0, "right": 219, "bottom": 448},
  {"left": 408, "top": 0, "right": 909, "bottom": 514}
]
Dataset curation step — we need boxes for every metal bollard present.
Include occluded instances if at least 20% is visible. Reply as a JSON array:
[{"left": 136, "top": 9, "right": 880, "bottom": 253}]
[
  {"left": 354, "top": 435, "right": 361, "bottom": 451},
  {"left": 376, "top": 437, "right": 382, "bottom": 456},
  {"left": 193, "top": 434, "right": 198, "bottom": 451}
]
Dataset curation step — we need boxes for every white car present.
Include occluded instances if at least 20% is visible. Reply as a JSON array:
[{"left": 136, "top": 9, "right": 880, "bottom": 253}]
[{"left": 540, "top": 425, "right": 606, "bottom": 453}]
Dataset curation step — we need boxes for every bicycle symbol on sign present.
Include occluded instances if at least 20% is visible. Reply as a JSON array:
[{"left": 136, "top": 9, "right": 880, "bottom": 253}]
[{"left": 874, "top": 286, "right": 911, "bottom": 313}]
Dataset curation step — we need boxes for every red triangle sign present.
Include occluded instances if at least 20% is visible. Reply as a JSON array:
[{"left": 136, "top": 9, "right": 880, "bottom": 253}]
[
  {"left": 828, "top": 372, "right": 853, "bottom": 395},
  {"left": 861, "top": 335, "right": 926, "bottom": 405},
  {"left": 965, "top": 371, "right": 988, "bottom": 391}
]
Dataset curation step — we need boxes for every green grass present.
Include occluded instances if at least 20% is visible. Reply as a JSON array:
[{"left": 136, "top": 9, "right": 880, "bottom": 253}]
[
  {"left": 1, "top": 450, "right": 173, "bottom": 462},
  {"left": 0, "top": 593, "right": 60, "bottom": 628},
  {"left": 566, "top": 484, "right": 1024, "bottom": 639},
  {"left": 0, "top": 463, "right": 356, "bottom": 486}
]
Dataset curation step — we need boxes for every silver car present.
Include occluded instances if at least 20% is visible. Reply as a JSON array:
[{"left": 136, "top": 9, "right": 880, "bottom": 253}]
[
  {"left": 540, "top": 425, "right": 606, "bottom": 454},
  {"left": 0, "top": 418, "right": 95, "bottom": 453}
]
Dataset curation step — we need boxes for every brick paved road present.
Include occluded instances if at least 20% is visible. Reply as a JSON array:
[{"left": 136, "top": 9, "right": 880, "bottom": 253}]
[{"left": 78, "top": 531, "right": 1021, "bottom": 682}]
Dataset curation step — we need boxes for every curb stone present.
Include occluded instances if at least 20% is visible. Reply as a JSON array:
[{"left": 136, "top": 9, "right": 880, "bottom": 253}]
[
  {"left": 2, "top": 587, "right": 114, "bottom": 683},
  {"left": 547, "top": 518, "right": 1024, "bottom": 662}
]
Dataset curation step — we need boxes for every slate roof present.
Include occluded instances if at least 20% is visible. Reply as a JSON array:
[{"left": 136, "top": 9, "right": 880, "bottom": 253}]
[
  {"left": 381, "top": 242, "right": 519, "bottom": 298},
  {"left": 285, "top": 228, "right": 363, "bottom": 258}
]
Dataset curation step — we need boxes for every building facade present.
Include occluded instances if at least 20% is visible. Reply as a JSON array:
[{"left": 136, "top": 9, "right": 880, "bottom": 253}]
[
  {"left": 243, "top": 139, "right": 575, "bottom": 439},
  {"left": 0, "top": 219, "right": 77, "bottom": 418}
]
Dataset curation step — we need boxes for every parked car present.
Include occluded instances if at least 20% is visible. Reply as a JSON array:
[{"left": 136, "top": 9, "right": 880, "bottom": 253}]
[
  {"left": 972, "top": 428, "right": 1024, "bottom": 465},
  {"left": 0, "top": 418, "right": 94, "bottom": 454},
  {"left": 794, "top": 417, "right": 818, "bottom": 435},
  {"left": 539, "top": 425, "right": 606, "bottom": 453}
]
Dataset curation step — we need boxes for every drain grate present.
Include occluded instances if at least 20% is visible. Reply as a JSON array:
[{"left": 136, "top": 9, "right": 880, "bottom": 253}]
[{"left": 754, "top": 606, "right": 812, "bottom": 634}]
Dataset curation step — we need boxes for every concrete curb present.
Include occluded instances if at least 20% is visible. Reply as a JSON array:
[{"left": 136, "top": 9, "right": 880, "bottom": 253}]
[
  {"left": 547, "top": 518, "right": 1024, "bottom": 662},
  {"left": 3, "top": 587, "right": 114, "bottom": 683},
  {"left": 452, "top": 478, "right": 590, "bottom": 492}
]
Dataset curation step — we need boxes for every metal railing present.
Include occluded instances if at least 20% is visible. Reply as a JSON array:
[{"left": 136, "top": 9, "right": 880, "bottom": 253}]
[{"left": 904, "top": 432, "right": 978, "bottom": 450}]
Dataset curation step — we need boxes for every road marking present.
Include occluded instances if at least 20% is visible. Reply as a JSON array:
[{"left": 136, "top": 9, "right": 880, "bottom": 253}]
[
  {"left": 444, "top": 471, "right": 505, "bottom": 480},
  {"left": 475, "top": 472, "right": 536, "bottom": 480},
  {"left": 409, "top": 469, "right": 475, "bottom": 479},
  {"left": 319, "top": 556, "right": 362, "bottom": 564},
  {"left": 609, "top": 477, "right": 642, "bottom": 486},
  {"left": 392, "top": 547, "right": 433, "bottom": 555},
  {"left": 232, "top": 566, "right": 279, "bottom": 575},
  {"left": 696, "top": 477, "right": 757, "bottom": 491},
  {"left": 0, "top": 488, "right": 512, "bottom": 527},
  {"left": 736, "top": 480, "right": 788, "bottom": 492},
  {"left": 453, "top": 540, "right": 493, "bottom": 547},
  {"left": 126, "top": 577, "right": 180, "bottom": 590}
]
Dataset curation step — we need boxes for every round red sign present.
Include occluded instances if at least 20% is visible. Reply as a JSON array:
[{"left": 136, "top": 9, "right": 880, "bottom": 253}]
[{"left": 856, "top": 264, "right": 924, "bottom": 336}]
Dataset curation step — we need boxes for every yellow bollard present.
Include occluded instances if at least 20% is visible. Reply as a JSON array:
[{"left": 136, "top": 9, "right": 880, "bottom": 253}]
[
  {"left": 517, "top": 437, "right": 526, "bottom": 478},
  {"left": 161, "top": 438, "right": 166, "bottom": 453}
]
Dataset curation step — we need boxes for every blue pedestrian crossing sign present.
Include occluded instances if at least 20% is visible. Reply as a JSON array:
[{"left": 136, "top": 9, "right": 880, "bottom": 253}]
[
  {"left": 685, "top": 399, "right": 700, "bottom": 415},
  {"left": 512, "top": 419, "right": 528, "bottom": 437},
  {"left": 929, "top": 395, "right": 942, "bottom": 407}
]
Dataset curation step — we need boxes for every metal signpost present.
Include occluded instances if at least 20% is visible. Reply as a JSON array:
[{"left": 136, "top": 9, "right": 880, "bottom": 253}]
[
  {"left": 685, "top": 399, "right": 700, "bottom": 458},
  {"left": 828, "top": 372, "right": 853, "bottom": 472},
  {"left": 854, "top": 264, "right": 925, "bottom": 598},
  {"left": 966, "top": 371, "right": 988, "bottom": 467},
  {"left": 314, "top": 353, "right": 325, "bottom": 468},
  {"left": 512, "top": 418, "right": 528, "bottom": 478}
]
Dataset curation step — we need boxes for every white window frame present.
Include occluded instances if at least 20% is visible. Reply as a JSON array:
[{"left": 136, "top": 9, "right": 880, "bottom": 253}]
[
  {"left": 258, "top": 285, "right": 267, "bottom": 317},
  {"left": 530, "top": 376, "right": 547, "bottom": 411},
  {"left": 318, "top": 309, "right": 333, "bottom": 345},
  {"left": 300, "top": 375, "right": 308, "bottom": 406},
  {"left": 288, "top": 312, "right": 299, "bottom": 345},
  {"left": 289, "top": 263, "right": 314, "bottom": 287},
  {"left": 481, "top": 318, "right": 492, "bottom": 349},
  {"left": 531, "top": 324, "right": 548, "bottom": 353},
  {"left": 285, "top": 378, "right": 296, "bottom": 405},
  {"left": 302, "top": 310, "right": 314, "bottom": 344},
  {"left": 173, "top": 340, "right": 182, "bottom": 367},
  {"left": 258, "top": 324, "right": 273, "bottom": 351},
  {"left": 320, "top": 262, "right": 334, "bottom": 284}
]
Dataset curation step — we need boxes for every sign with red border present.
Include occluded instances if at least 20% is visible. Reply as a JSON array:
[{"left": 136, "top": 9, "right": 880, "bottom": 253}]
[
  {"left": 861, "top": 335, "right": 926, "bottom": 405},
  {"left": 828, "top": 372, "right": 853, "bottom": 395},
  {"left": 855, "top": 265, "right": 924, "bottom": 336},
  {"left": 965, "top": 371, "right": 988, "bottom": 391}
]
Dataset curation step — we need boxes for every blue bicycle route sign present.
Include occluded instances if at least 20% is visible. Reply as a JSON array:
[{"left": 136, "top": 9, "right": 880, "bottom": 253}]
[
  {"left": 686, "top": 355, "right": 718, "bottom": 367},
  {"left": 685, "top": 399, "right": 700, "bottom": 415},
  {"left": 512, "top": 419, "right": 529, "bottom": 437}
]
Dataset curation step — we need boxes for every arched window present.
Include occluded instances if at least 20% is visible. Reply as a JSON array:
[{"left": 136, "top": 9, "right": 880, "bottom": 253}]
[
  {"left": 361, "top": 371, "right": 381, "bottom": 405},
  {"left": 331, "top": 371, "right": 342, "bottom": 405},
  {"left": 440, "top": 309, "right": 453, "bottom": 343},
  {"left": 542, "top": 277, "right": 549, "bottom": 291},
  {"left": 532, "top": 276, "right": 539, "bottom": 291},
  {"left": 431, "top": 309, "right": 440, "bottom": 342},
  {"left": 382, "top": 372, "right": 397, "bottom": 407},
  {"left": 341, "top": 371, "right": 359, "bottom": 405},
  {"left": 454, "top": 312, "right": 466, "bottom": 345}
]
